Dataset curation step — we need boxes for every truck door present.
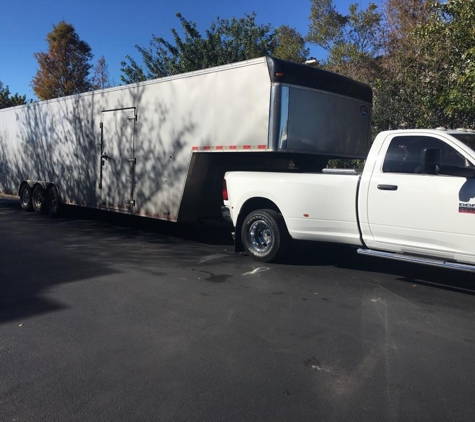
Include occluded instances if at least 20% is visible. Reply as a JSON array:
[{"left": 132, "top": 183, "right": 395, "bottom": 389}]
[
  {"left": 99, "top": 107, "right": 136, "bottom": 211},
  {"left": 365, "top": 134, "right": 475, "bottom": 263}
]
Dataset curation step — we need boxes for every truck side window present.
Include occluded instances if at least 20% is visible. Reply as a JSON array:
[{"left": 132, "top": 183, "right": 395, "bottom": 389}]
[{"left": 382, "top": 136, "right": 469, "bottom": 174}]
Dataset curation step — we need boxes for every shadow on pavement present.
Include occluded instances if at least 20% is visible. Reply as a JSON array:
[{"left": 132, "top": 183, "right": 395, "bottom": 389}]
[
  {"left": 0, "top": 196, "right": 233, "bottom": 325},
  {"left": 286, "top": 240, "right": 475, "bottom": 295}
]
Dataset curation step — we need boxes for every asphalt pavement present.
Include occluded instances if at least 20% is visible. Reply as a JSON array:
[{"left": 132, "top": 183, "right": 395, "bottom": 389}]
[{"left": 1, "top": 196, "right": 474, "bottom": 422}]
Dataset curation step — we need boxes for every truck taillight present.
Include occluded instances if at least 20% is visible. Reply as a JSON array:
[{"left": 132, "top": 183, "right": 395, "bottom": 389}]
[{"left": 222, "top": 179, "right": 228, "bottom": 201}]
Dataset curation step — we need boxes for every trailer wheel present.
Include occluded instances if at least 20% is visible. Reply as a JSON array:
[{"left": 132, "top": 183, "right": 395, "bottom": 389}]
[
  {"left": 19, "top": 184, "right": 33, "bottom": 211},
  {"left": 241, "top": 209, "right": 289, "bottom": 263},
  {"left": 32, "top": 185, "right": 46, "bottom": 214},
  {"left": 46, "top": 186, "right": 61, "bottom": 217}
]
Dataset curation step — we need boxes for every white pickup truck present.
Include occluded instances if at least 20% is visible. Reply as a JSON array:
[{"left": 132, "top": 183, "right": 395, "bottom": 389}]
[{"left": 222, "top": 129, "right": 475, "bottom": 272}]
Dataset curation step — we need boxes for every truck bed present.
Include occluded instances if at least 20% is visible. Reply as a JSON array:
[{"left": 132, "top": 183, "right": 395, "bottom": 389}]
[{"left": 225, "top": 171, "right": 363, "bottom": 245}]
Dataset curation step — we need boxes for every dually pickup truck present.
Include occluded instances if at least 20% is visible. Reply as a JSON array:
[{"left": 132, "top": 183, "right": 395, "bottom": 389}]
[{"left": 222, "top": 129, "right": 475, "bottom": 272}]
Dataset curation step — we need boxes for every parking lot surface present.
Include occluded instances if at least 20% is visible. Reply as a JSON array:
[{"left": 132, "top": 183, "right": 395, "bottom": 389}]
[{"left": 1, "top": 197, "right": 474, "bottom": 421}]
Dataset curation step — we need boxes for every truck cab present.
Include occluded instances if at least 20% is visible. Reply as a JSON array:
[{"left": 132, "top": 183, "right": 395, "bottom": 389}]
[{"left": 359, "top": 129, "right": 475, "bottom": 266}]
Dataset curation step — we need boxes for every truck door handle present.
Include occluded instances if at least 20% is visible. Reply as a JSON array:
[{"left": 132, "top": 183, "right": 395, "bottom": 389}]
[{"left": 377, "top": 184, "right": 398, "bottom": 191}]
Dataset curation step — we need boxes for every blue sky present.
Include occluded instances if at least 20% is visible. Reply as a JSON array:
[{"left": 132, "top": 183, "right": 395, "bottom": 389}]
[{"left": 0, "top": 0, "right": 372, "bottom": 100}]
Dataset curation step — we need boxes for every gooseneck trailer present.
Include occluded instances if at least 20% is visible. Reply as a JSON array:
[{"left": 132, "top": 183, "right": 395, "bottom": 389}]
[{"left": 0, "top": 57, "right": 372, "bottom": 221}]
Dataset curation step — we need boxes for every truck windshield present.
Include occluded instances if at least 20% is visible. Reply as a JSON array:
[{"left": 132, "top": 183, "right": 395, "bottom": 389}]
[{"left": 452, "top": 133, "right": 475, "bottom": 152}]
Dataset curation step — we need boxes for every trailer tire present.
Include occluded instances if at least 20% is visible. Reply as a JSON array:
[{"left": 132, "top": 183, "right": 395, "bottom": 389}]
[
  {"left": 46, "top": 186, "right": 61, "bottom": 217},
  {"left": 19, "top": 184, "right": 33, "bottom": 211},
  {"left": 32, "top": 185, "right": 46, "bottom": 214},
  {"left": 241, "top": 209, "right": 289, "bottom": 263}
]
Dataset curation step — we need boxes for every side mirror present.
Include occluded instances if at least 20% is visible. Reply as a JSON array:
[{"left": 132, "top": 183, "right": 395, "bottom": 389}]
[{"left": 420, "top": 148, "right": 440, "bottom": 175}]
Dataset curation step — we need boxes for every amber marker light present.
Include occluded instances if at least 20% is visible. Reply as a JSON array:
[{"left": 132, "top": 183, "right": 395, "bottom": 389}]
[
  {"left": 274, "top": 72, "right": 284, "bottom": 77},
  {"left": 303, "top": 214, "right": 309, "bottom": 217}
]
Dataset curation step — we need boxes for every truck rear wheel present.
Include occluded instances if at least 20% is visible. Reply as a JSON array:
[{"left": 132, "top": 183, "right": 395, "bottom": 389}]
[
  {"left": 241, "top": 209, "right": 289, "bottom": 263},
  {"left": 32, "top": 185, "right": 46, "bottom": 214},
  {"left": 19, "top": 184, "right": 33, "bottom": 211}
]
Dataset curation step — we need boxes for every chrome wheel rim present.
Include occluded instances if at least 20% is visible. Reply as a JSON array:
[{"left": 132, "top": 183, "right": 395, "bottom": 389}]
[{"left": 249, "top": 220, "right": 272, "bottom": 253}]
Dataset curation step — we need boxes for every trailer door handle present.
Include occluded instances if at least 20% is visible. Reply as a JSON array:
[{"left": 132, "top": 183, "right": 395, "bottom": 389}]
[{"left": 377, "top": 184, "right": 398, "bottom": 191}]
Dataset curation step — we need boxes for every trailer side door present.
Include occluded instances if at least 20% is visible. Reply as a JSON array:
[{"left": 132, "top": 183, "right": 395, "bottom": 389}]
[{"left": 99, "top": 107, "right": 136, "bottom": 212}]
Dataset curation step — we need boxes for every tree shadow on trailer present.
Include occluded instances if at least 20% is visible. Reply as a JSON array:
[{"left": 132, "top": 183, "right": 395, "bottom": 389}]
[
  {"left": 0, "top": 126, "right": 23, "bottom": 196},
  {"left": 11, "top": 80, "right": 195, "bottom": 220}
]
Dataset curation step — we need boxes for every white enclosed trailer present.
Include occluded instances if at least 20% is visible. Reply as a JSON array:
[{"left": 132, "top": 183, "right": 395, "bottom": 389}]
[{"left": 0, "top": 56, "right": 372, "bottom": 221}]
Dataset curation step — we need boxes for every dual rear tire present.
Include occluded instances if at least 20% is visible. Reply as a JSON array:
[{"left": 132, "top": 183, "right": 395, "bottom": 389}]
[{"left": 241, "top": 209, "right": 290, "bottom": 263}]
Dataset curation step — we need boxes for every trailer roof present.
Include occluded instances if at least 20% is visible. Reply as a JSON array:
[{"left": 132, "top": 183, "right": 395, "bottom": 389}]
[{"left": 266, "top": 57, "right": 372, "bottom": 104}]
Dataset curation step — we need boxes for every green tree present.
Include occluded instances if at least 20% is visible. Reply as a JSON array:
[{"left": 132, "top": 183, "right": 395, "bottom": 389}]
[
  {"left": 307, "top": 0, "right": 382, "bottom": 76},
  {"left": 32, "top": 21, "right": 93, "bottom": 100},
  {"left": 370, "top": 0, "right": 433, "bottom": 130},
  {"left": 0, "top": 81, "right": 27, "bottom": 109},
  {"left": 273, "top": 25, "right": 309, "bottom": 63},
  {"left": 376, "top": 0, "right": 475, "bottom": 129},
  {"left": 120, "top": 13, "right": 277, "bottom": 84},
  {"left": 415, "top": 0, "right": 475, "bottom": 128}
]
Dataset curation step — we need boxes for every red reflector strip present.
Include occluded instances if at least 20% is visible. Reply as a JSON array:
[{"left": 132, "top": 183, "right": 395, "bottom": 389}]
[{"left": 190, "top": 144, "right": 267, "bottom": 152}]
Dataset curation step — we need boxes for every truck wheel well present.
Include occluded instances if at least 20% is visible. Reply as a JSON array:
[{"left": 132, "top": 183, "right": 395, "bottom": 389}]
[{"left": 235, "top": 198, "right": 282, "bottom": 252}]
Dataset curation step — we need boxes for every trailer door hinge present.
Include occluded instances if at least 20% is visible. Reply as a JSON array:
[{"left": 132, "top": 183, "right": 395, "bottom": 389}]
[
  {"left": 124, "top": 200, "right": 135, "bottom": 206},
  {"left": 127, "top": 158, "right": 136, "bottom": 164}
]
